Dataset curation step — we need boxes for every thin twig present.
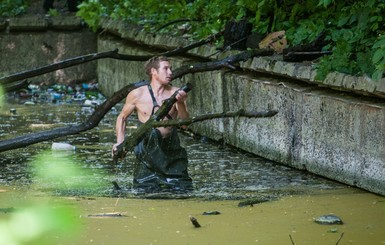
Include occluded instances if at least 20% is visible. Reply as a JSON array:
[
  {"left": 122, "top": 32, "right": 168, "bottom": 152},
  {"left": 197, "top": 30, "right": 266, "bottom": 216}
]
[
  {"left": 155, "top": 18, "right": 194, "bottom": 32},
  {"left": 335, "top": 232, "right": 344, "bottom": 245},
  {"left": 289, "top": 234, "right": 295, "bottom": 245}
]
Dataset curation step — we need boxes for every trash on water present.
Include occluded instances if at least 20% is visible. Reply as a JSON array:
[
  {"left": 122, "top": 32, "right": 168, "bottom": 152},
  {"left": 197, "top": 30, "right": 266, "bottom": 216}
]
[
  {"left": 314, "top": 214, "right": 343, "bottom": 225},
  {"left": 51, "top": 142, "right": 76, "bottom": 151}
]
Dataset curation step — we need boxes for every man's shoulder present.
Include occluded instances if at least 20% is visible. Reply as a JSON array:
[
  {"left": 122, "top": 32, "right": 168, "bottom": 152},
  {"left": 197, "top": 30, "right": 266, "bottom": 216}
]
[{"left": 131, "top": 85, "right": 147, "bottom": 97}]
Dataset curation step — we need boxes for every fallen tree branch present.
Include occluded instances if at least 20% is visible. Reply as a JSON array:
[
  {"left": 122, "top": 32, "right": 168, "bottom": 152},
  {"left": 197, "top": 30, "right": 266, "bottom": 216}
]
[
  {"left": 283, "top": 51, "right": 332, "bottom": 62},
  {"left": 155, "top": 18, "right": 194, "bottom": 32},
  {"left": 113, "top": 109, "right": 278, "bottom": 162},
  {"left": 0, "top": 49, "right": 119, "bottom": 85},
  {"left": 172, "top": 48, "right": 273, "bottom": 79},
  {"left": 0, "top": 80, "right": 149, "bottom": 152},
  {"left": 152, "top": 109, "right": 278, "bottom": 128},
  {"left": 0, "top": 32, "right": 223, "bottom": 86},
  {"left": 0, "top": 48, "right": 274, "bottom": 152},
  {"left": 113, "top": 109, "right": 277, "bottom": 160},
  {"left": 2, "top": 80, "right": 30, "bottom": 92}
]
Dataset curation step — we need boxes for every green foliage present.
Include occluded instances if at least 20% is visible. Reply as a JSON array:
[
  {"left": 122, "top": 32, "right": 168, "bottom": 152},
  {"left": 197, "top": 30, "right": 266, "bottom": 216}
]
[
  {"left": 67, "top": 0, "right": 385, "bottom": 80},
  {"left": 0, "top": 150, "right": 86, "bottom": 245},
  {"left": 0, "top": 0, "right": 27, "bottom": 17},
  {"left": 2, "top": 0, "right": 384, "bottom": 79},
  {"left": 32, "top": 150, "right": 108, "bottom": 194},
  {"left": 312, "top": 1, "right": 384, "bottom": 79},
  {"left": 0, "top": 205, "right": 80, "bottom": 245},
  {"left": 372, "top": 35, "right": 385, "bottom": 80},
  {"left": 76, "top": 0, "right": 107, "bottom": 32}
]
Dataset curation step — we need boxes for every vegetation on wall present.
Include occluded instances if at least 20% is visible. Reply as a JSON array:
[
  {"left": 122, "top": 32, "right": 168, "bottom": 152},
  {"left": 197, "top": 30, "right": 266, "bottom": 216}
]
[
  {"left": 2, "top": 0, "right": 384, "bottom": 80},
  {"left": 0, "top": 0, "right": 27, "bottom": 17},
  {"left": 76, "top": 0, "right": 385, "bottom": 81}
]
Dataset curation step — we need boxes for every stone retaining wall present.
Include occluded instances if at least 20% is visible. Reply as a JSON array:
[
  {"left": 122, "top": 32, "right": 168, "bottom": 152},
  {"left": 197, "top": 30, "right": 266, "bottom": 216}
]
[
  {"left": 97, "top": 19, "right": 385, "bottom": 196},
  {"left": 0, "top": 16, "right": 96, "bottom": 84}
]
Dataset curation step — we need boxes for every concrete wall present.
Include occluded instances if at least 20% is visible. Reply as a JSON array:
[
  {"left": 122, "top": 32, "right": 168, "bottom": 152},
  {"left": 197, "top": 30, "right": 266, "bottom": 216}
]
[
  {"left": 0, "top": 16, "right": 96, "bottom": 84},
  {"left": 97, "top": 19, "right": 385, "bottom": 196}
]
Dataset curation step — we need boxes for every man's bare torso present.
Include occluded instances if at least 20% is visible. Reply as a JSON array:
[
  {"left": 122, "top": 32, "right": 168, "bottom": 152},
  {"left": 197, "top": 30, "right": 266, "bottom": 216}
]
[{"left": 133, "top": 84, "right": 178, "bottom": 137}]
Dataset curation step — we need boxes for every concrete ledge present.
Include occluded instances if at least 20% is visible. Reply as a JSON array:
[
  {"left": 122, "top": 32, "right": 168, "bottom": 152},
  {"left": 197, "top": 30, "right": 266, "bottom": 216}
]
[
  {"left": 47, "top": 16, "right": 84, "bottom": 30},
  {"left": 241, "top": 57, "right": 385, "bottom": 99},
  {"left": 8, "top": 16, "right": 48, "bottom": 31},
  {"left": 4, "top": 16, "right": 86, "bottom": 32}
]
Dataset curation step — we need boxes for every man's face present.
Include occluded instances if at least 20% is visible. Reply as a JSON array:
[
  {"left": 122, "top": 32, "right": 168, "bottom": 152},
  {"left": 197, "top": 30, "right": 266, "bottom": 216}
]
[{"left": 153, "top": 61, "right": 172, "bottom": 84}]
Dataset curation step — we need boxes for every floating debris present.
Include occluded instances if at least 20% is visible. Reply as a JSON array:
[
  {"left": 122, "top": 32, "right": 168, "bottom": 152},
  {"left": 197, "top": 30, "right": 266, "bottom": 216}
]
[
  {"left": 327, "top": 227, "right": 339, "bottom": 233},
  {"left": 51, "top": 142, "right": 76, "bottom": 151},
  {"left": 87, "top": 212, "right": 127, "bottom": 218},
  {"left": 202, "top": 211, "right": 221, "bottom": 215},
  {"left": 238, "top": 196, "right": 274, "bottom": 207},
  {"left": 314, "top": 214, "right": 343, "bottom": 225},
  {"left": 190, "top": 216, "right": 201, "bottom": 228},
  {"left": 24, "top": 101, "right": 35, "bottom": 105}
]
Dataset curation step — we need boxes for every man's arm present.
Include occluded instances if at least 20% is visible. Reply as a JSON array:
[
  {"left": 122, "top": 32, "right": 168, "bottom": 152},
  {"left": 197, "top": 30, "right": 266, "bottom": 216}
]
[
  {"left": 113, "top": 92, "right": 136, "bottom": 152},
  {"left": 175, "top": 90, "right": 190, "bottom": 129}
]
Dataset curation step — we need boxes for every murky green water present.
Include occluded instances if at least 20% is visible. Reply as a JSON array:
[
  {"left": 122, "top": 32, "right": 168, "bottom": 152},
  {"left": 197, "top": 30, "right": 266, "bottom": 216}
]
[
  {"left": 0, "top": 95, "right": 343, "bottom": 199},
  {"left": 1, "top": 94, "right": 384, "bottom": 244}
]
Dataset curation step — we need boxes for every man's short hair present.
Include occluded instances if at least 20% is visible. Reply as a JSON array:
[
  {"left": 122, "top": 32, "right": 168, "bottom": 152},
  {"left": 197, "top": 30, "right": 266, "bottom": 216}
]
[{"left": 144, "top": 56, "right": 170, "bottom": 77}]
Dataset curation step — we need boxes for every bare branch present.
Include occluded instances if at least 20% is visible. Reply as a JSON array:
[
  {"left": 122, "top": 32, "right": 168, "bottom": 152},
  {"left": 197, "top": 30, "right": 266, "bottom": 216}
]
[
  {"left": 172, "top": 49, "right": 273, "bottom": 79},
  {"left": 113, "top": 109, "right": 277, "bottom": 162},
  {"left": 151, "top": 109, "right": 278, "bottom": 128},
  {"left": 0, "top": 80, "right": 149, "bottom": 152},
  {"left": 0, "top": 32, "right": 223, "bottom": 87},
  {"left": 0, "top": 47, "right": 275, "bottom": 153}
]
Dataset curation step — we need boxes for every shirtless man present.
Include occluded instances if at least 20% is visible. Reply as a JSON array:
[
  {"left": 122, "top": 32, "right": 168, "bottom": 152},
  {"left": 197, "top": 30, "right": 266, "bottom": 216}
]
[{"left": 112, "top": 56, "right": 193, "bottom": 192}]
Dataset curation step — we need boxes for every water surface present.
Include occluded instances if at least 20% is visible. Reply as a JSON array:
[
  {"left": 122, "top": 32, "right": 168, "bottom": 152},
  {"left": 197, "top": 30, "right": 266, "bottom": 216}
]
[{"left": 0, "top": 94, "right": 384, "bottom": 245}]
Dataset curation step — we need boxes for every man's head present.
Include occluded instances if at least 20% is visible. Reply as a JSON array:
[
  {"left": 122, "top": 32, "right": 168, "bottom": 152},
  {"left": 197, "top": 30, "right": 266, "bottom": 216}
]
[
  {"left": 145, "top": 56, "right": 172, "bottom": 84},
  {"left": 145, "top": 56, "right": 170, "bottom": 77}
]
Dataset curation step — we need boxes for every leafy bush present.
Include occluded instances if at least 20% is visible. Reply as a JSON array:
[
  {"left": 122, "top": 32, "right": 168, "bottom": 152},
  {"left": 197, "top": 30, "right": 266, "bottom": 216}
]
[
  {"left": 4, "top": 0, "right": 383, "bottom": 80},
  {"left": 0, "top": 0, "right": 27, "bottom": 17},
  {"left": 75, "top": 0, "right": 385, "bottom": 80}
]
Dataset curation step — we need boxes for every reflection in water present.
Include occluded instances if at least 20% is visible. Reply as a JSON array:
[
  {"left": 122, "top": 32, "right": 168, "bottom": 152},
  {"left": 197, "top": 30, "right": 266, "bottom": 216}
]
[{"left": 0, "top": 96, "right": 343, "bottom": 199}]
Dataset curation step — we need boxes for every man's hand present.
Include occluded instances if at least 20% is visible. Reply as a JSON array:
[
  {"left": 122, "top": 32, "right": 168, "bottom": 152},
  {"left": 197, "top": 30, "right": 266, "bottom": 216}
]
[
  {"left": 175, "top": 89, "right": 188, "bottom": 102},
  {"left": 112, "top": 143, "right": 119, "bottom": 158},
  {"left": 112, "top": 142, "right": 127, "bottom": 162}
]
